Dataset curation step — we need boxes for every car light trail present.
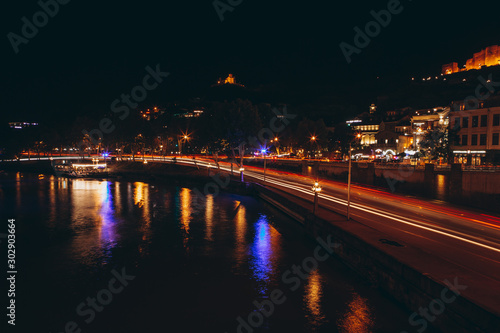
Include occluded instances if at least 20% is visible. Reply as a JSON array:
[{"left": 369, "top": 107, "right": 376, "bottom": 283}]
[{"left": 241, "top": 169, "right": 500, "bottom": 254}]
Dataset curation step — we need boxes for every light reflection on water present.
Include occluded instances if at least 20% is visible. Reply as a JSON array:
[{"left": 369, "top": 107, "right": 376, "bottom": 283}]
[
  {"left": 205, "top": 194, "right": 214, "bottom": 242},
  {"left": 234, "top": 202, "right": 247, "bottom": 268},
  {"left": 338, "top": 293, "right": 375, "bottom": 333},
  {"left": 69, "top": 180, "right": 119, "bottom": 265},
  {"left": 180, "top": 187, "right": 191, "bottom": 234},
  {"left": 435, "top": 174, "right": 447, "bottom": 201},
  {"left": 249, "top": 215, "right": 282, "bottom": 296},
  {"left": 0, "top": 174, "right": 413, "bottom": 332},
  {"left": 251, "top": 216, "right": 273, "bottom": 288},
  {"left": 305, "top": 269, "right": 326, "bottom": 328},
  {"left": 98, "top": 181, "right": 116, "bottom": 255}
]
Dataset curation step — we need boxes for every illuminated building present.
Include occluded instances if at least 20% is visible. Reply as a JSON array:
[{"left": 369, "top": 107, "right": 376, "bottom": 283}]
[
  {"left": 346, "top": 104, "right": 380, "bottom": 145},
  {"left": 442, "top": 45, "right": 500, "bottom": 75},
  {"left": 375, "top": 119, "right": 412, "bottom": 154},
  {"left": 9, "top": 122, "right": 39, "bottom": 129},
  {"left": 174, "top": 108, "right": 205, "bottom": 118},
  {"left": 450, "top": 102, "right": 500, "bottom": 165},
  {"left": 139, "top": 107, "right": 165, "bottom": 121},
  {"left": 347, "top": 106, "right": 417, "bottom": 154},
  {"left": 214, "top": 74, "right": 245, "bottom": 87}
]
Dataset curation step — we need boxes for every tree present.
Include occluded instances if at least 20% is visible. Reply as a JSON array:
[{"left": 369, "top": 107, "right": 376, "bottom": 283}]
[{"left": 420, "top": 127, "right": 455, "bottom": 163}]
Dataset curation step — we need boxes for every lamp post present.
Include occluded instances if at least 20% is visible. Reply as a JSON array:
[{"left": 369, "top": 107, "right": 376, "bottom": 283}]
[
  {"left": 347, "top": 134, "right": 361, "bottom": 220},
  {"left": 310, "top": 136, "right": 317, "bottom": 159},
  {"left": 261, "top": 149, "right": 267, "bottom": 183},
  {"left": 239, "top": 167, "right": 245, "bottom": 182},
  {"left": 102, "top": 152, "right": 109, "bottom": 172},
  {"left": 312, "top": 181, "right": 322, "bottom": 216}
]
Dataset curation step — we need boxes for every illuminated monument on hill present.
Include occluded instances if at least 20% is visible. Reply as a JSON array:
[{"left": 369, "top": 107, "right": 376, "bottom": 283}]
[
  {"left": 214, "top": 74, "right": 245, "bottom": 87},
  {"left": 442, "top": 45, "right": 500, "bottom": 75}
]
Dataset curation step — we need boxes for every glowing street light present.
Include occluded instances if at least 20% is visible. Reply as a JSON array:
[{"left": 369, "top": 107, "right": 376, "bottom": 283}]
[
  {"left": 239, "top": 167, "right": 245, "bottom": 182},
  {"left": 312, "top": 181, "right": 322, "bottom": 216},
  {"left": 310, "top": 136, "right": 319, "bottom": 159},
  {"left": 261, "top": 149, "right": 268, "bottom": 182},
  {"left": 102, "top": 152, "right": 109, "bottom": 171}
]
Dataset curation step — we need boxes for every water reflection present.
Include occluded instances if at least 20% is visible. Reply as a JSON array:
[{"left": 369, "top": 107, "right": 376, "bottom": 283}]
[
  {"left": 338, "top": 294, "right": 375, "bottom": 333},
  {"left": 179, "top": 188, "right": 192, "bottom": 251},
  {"left": 98, "top": 182, "right": 117, "bottom": 257},
  {"left": 234, "top": 203, "right": 247, "bottom": 268},
  {"left": 305, "top": 269, "right": 325, "bottom": 327},
  {"left": 435, "top": 174, "right": 447, "bottom": 201},
  {"left": 180, "top": 188, "right": 192, "bottom": 234},
  {"left": 205, "top": 195, "right": 214, "bottom": 242},
  {"left": 114, "top": 182, "right": 121, "bottom": 214},
  {"left": 249, "top": 215, "right": 281, "bottom": 294},
  {"left": 15, "top": 172, "right": 21, "bottom": 207},
  {"left": 68, "top": 180, "right": 120, "bottom": 266},
  {"left": 48, "top": 176, "right": 56, "bottom": 227}
]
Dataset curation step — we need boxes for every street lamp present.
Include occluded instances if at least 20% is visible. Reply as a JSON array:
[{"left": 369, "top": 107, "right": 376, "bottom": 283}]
[
  {"left": 310, "top": 136, "right": 318, "bottom": 159},
  {"left": 312, "top": 181, "right": 322, "bottom": 216},
  {"left": 179, "top": 134, "right": 190, "bottom": 155},
  {"left": 347, "top": 133, "right": 362, "bottom": 220},
  {"left": 102, "top": 152, "right": 109, "bottom": 172},
  {"left": 261, "top": 149, "right": 267, "bottom": 182},
  {"left": 239, "top": 167, "right": 245, "bottom": 182}
]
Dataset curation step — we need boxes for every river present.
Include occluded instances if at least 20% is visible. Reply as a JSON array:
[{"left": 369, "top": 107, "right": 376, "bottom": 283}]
[{"left": 0, "top": 172, "right": 425, "bottom": 332}]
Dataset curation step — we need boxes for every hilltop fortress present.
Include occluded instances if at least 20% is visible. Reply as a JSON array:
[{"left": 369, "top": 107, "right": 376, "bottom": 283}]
[{"left": 442, "top": 45, "right": 500, "bottom": 75}]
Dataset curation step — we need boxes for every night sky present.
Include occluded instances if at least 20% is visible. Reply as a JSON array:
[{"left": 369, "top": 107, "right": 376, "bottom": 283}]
[{"left": 1, "top": 0, "right": 499, "bottom": 122}]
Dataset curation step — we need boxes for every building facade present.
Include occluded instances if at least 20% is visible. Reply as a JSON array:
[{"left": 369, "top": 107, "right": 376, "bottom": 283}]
[{"left": 450, "top": 106, "right": 500, "bottom": 165}]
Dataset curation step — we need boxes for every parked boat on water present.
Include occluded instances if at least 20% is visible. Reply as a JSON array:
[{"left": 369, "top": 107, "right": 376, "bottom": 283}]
[{"left": 51, "top": 159, "right": 108, "bottom": 178}]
